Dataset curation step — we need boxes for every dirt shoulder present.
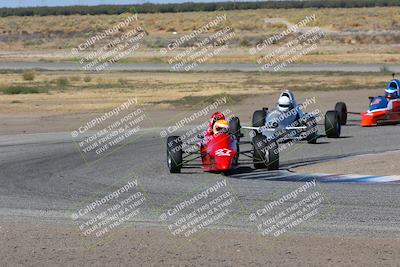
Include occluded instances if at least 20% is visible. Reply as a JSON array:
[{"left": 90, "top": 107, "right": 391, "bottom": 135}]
[
  {"left": 293, "top": 150, "right": 400, "bottom": 176},
  {"left": 0, "top": 223, "right": 398, "bottom": 267}
]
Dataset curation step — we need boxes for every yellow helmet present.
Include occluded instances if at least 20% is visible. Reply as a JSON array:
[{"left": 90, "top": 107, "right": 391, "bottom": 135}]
[{"left": 213, "top": 119, "right": 229, "bottom": 135}]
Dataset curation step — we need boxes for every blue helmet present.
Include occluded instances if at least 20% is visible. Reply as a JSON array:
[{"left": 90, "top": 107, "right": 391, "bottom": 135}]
[{"left": 385, "top": 79, "right": 400, "bottom": 99}]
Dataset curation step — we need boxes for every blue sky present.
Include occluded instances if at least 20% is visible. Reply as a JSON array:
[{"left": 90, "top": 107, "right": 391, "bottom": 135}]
[{"left": 0, "top": 0, "right": 234, "bottom": 8}]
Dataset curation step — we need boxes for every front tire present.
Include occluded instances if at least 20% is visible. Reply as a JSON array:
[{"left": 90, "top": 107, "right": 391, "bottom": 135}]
[
  {"left": 335, "top": 102, "right": 348, "bottom": 125},
  {"left": 325, "top": 111, "right": 341, "bottom": 138},
  {"left": 253, "top": 134, "right": 279, "bottom": 170},
  {"left": 167, "top": 136, "right": 183, "bottom": 173},
  {"left": 252, "top": 110, "right": 266, "bottom": 127}
]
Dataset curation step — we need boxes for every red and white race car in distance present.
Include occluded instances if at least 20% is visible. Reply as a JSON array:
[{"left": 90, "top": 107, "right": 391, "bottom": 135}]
[
  {"left": 361, "top": 77, "right": 400, "bottom": 126},
  {"left": 166, "top": 113, "right": 279, "bottom": 174}
]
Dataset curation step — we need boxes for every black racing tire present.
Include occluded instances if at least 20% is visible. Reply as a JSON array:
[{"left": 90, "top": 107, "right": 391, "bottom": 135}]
[
  {"left": 166, "top": 136, "right": 183, "bottom": 173},
  {"left": 252, "top": 110, "right": 266, "bottom": 127},
  {"left": 305, "top": 117, "right": 318, "bottom": 144},
  {"left": 229, "top": 116, "right": 241, "bottom": 139},
  {"left": 229, "top": 116, "right": 241, "bottom": 166},
  {"left": 267, "top": 141, "right": 279, "bottom": 170},
  {"left": 252, "top": 134, "right": 279, "bottom": 170},
  {"left": 325, "top": 111, "right": 341, "bottom": 138},
  {"left": 335, "top": 102, "right": 348, "bottom": 125}
]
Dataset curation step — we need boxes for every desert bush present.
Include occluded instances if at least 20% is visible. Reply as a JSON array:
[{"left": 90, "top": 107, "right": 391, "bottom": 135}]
[
  {"left": 1, "top": 86, "right": 49, "bottom": 94},
  {"left": 55, "top": 77, "right": 69, "bottom": 87},
  {"left": 118, "top": 78, "right": 129, "bottom": 86},
  {"left": 22, "top": 70, "right": 35, "bottom": 81},
  {"left": 83, "top": 76, "right": 92, "bottom": 83}
]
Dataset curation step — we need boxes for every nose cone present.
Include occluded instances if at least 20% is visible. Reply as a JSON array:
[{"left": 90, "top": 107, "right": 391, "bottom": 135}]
[
  {"left": 214, "top": 156, "right": 232, "bottom": 171},
  {"left": 360, "top": 112, "right": 374, "bottom": 126}
]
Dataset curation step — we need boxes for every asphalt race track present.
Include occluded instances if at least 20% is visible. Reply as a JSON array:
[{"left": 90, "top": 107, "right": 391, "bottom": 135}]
[{"left": 1, "top": 118, "right": 399, "bottom": 239}]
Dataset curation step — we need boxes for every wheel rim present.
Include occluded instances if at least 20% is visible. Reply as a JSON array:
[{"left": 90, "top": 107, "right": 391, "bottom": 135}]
[
  {"left": 167, "top": 152, "right": 171, "bottom": 168},
  {"left": 265, "top": 148, "right": 269, "bottom": 164}
]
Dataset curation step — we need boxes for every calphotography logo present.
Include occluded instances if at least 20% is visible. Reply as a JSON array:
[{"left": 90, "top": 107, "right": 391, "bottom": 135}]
[
  {"left": 249, "top": 180, "right": 325, "bottom": 237},
  {"left": 159, "top": 11, "right": 236, "bottom": 72},
  {"left": 71, "top": 178, "right": 147, "bottom": 239},
  {"left": 160, "top": 96, "right": 228, "bottom": 137},
  {"left": 252, "top": 14, "right": 317, "bottom": 54},
  {"left": 70, "top": 11, "right": 147, "bottom": 71},
  {"left": 71, "top": 97, "right": 148, "bottom": 163},
  {"left": 249, "top": 14, "right": 325, "bottom": 72},
  {"left": 159, "top": 180, "right": 240, "bottom": 238}
]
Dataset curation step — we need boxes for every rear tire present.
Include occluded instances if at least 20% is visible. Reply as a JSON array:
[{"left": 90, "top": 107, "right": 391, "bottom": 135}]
[
  {"left": 253, "top": 134, "right": 279, "bottom": 170},
  {"left": 325, "top": 111, "right": 341, "bottom": 138},
  {"left": 252, "top": 110, "right": 266, "bottom": 127},
  {"left": 167, "top": 136, "right": 183, "bottom": 173},
  {"left": 335, "top": 102, "right": 348, "bottom": 125},
  {"left": 229, "top": 116, "right": 241, "bottom": 139}
]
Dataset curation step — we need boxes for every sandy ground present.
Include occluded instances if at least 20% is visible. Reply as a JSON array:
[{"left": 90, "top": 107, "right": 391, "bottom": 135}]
[
  {"left": 0, "top": 223, "right": 399, "bottom": 267},
  {"left": 0, "top": 88, "right": 381, "bottom": 135},
  {"left": 293, "top": 150, "right": 400, "bottom": 176}
]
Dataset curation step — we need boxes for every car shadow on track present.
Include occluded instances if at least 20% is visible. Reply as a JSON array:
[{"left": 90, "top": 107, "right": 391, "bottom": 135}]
[
  {"left": 318, "top": 134, "right": 353, "bottom": 139},
  {"left": 228, "top": 165, "right": 323, "bottom": 183},
  {"left": 228, "top": 167, "right": 290, "bottom": 180}
]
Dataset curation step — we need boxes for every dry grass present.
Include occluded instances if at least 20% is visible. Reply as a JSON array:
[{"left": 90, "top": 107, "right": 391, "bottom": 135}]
[
  {"left": 0, "top": 70, "right": 391, "bottom": 114},
  {"left": 0, "top": 7, "right": 399, "bottom": 64},
  {"left": 1, "top": 47, "right": 400, "bottom": 64},
  {"left": 1, "top": 7, "right": 399, "bottom": 36}
]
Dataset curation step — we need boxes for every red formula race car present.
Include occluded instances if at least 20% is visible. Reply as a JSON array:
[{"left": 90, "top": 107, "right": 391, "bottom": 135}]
[
  {"left": 361, "top": 78, "right": 400, "bottom": 126},
  {"left": 166, "top": 116, "right": 279, "bottom": 174}
]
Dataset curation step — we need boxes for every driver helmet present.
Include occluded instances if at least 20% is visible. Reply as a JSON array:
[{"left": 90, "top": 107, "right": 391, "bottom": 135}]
[
  {"left": 278, "top": 95, "right": 291, "bottom": 112},
  {"left": 213, "top": 119, "right": 229, "bottom": 135},
  {"left": 209, "top": 112, "right": 225, "bottom": 127},
  {"left": 385, "top": 80, "right": 400, "bottom": 99}
]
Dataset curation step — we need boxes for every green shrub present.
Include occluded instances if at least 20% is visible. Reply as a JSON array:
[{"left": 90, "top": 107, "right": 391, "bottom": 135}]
[
  {"left": 22, "top": 71, "right": 35, "bottom": 81},
  {"left": 56, "top": 77, "right": 69, "bottom": 87},
  {"left": 2, "top": 86, "right": 49, "bottom": 94},
  {"left": 118, "top": 78, "right": 129, "bottom": 86},
  {"left": 83, "top": 76, "right": 92, "bottom": 83}
]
